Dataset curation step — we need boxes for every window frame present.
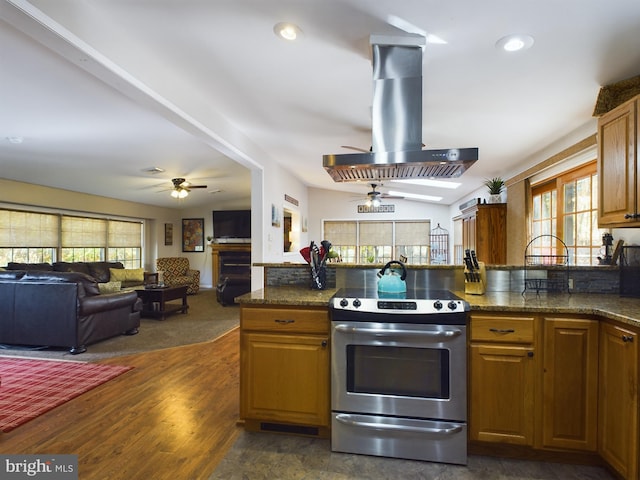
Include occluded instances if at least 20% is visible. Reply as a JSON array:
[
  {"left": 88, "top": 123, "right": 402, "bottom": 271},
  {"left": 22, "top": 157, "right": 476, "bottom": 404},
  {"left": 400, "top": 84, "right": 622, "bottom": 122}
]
[
  {"left": 530, "top": 160, "right": 605, "bottom": 265},
  {"left": 0, "top": 207, "right": 143, "bottom": 269},
  {"left": 323, "top": 219, "right": 432, "bottom": 265}
]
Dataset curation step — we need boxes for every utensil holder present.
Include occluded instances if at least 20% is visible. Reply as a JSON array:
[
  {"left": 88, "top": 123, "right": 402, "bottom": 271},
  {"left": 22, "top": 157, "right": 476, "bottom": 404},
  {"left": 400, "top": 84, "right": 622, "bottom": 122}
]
[
  {"left": 310, "top": 265, "right": 327, "bottom": 290},
  {"left": 464, "top": 261, "right": 486, "bottom": 295}
]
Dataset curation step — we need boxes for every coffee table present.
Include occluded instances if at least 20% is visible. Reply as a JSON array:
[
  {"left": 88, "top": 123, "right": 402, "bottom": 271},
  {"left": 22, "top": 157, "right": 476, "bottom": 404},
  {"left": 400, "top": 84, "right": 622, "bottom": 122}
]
[{"left": 135, "top": 285, "right": 189, "bottom": 320}]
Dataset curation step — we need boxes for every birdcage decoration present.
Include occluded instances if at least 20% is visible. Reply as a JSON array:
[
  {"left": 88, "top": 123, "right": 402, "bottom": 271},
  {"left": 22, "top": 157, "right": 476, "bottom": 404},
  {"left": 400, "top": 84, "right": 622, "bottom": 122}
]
[{"left": 430, "top": 223, "right": 449, "bottom": 264}]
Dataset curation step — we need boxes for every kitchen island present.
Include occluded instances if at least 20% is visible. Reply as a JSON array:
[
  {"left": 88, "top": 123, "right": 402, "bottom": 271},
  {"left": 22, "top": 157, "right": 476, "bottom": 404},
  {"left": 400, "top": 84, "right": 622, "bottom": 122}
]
[
  {"left": 238, "top": 286, "right": 640, "bottom": 327},
  {"left": 236, "top": 287, "right": 640, "bottom": 480}
]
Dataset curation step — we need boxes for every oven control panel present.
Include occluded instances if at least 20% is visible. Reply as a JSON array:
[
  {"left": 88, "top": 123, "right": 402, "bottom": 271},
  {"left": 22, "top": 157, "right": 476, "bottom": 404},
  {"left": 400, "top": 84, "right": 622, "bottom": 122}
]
[{"left": 331, "top": 296, "right": 468, "bottom": 315}]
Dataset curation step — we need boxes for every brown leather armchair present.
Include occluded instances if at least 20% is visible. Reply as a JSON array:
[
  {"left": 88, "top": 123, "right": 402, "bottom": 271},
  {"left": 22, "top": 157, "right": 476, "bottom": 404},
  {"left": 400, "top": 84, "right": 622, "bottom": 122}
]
[{"left": 156, "top": 257, "right": 200, "bottom": 295}]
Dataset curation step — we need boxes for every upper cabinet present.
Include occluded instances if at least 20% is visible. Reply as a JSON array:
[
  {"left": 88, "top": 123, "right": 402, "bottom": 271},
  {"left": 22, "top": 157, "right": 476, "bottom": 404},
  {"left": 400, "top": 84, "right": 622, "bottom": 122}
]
[
  {"left": 461, "top": 203, "right": 507, "bottom": 264},
  {"left": 597, "top": 94, "right": 640, "bottom": 227}
]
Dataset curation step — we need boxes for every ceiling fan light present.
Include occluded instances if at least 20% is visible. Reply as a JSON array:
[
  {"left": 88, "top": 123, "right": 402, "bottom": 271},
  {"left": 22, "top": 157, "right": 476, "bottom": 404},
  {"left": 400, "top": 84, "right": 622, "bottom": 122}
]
[
  {"left": 178, "top": 189, "right": 188, "bottom": 198},
  {"left": 371, "top": 198, "right": 381, "bottom": 207},
  {"left": 171, "top": 190, "right": 179, "bottom": 198}
]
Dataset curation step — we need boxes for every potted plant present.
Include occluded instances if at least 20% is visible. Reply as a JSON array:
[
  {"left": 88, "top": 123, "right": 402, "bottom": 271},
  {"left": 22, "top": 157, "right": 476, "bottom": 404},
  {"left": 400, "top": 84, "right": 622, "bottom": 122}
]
[{"left": 484, "top": 177, "right": 505, "bottom": 203}]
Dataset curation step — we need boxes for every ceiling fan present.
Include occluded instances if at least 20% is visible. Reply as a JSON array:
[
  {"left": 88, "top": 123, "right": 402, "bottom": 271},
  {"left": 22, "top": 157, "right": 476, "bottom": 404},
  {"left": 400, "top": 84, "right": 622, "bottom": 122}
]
[
  {"left": 170, "top": 177, "right": 207, "bottom": 199},
  {"left": 360, "top": 183, "right": 404, "bottom": 207}
]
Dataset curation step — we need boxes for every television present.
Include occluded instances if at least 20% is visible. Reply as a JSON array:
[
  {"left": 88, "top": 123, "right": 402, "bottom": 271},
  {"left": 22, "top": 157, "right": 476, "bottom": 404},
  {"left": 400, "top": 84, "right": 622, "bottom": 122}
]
[{"left": 212, "top": 210, "right": 251, "bottom": 242}]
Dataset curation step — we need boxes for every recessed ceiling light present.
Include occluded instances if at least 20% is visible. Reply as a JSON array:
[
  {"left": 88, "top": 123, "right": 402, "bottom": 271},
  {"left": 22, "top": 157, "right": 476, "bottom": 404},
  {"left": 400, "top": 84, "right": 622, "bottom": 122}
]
[
  {"left": 273, "top": 22, "right": 303, "bottom": 41},
  {"left": 496, "top": 34, "right": 534, "bottom": 52}
]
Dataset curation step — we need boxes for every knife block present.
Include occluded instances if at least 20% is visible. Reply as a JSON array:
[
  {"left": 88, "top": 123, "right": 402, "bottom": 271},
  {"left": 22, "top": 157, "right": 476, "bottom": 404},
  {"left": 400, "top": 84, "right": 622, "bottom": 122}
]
[{"left": 464, "top": 261, "right": 486, "bottom": 295}]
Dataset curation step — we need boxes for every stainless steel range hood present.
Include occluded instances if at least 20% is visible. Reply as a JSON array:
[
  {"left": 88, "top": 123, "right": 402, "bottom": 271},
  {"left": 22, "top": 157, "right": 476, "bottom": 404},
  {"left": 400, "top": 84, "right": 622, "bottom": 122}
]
[{"left": 323, "top": 34, "right": 478, "bottom": 182}]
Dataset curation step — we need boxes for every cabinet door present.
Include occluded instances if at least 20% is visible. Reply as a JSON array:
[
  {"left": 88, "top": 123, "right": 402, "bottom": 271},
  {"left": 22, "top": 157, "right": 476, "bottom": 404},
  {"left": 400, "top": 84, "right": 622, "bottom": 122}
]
[
  {"left": 541, "top": 318, "right": 598, "bottom": 451},
  {"left": 597, "top": 98, "right": 638, "bottom": 226},
  {"left": 469, "top": 344, "right": 535, "bottom": 445},
  {"left": 475, "top": 204, "right": 507, "bottom": 264},
  {"left": 598, "top": 322, "right": 639, "bottom": 480},
  {"left": 461, "top": 204, "right": 507, "bottom": 264},
  {"left": 241, "top": 332, "right": 329, "bottom": 427},
  {"left": 463, "top": 214, "right": 476, "bottom": 253}
]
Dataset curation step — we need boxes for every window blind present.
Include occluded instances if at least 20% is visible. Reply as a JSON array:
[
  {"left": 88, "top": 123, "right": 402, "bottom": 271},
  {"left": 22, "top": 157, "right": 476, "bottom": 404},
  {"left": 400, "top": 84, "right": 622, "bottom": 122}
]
[
  {"left": 324, "top": 221, "right": 357, "bottom": 245},
  {"left": 61, "top": 216, "right": 107, "bottom": 248},
  {"left": 0, "top": 210, "right": 58, "bottom": 247},
  {"left": 395, "top": 221, "right": 430, "bottom": 246},
  {"left": 358, "top": 221, "right": 392, "bottom": 246},
  {"left": 108, "top": 220, "right": 142, "bottom": 247}
]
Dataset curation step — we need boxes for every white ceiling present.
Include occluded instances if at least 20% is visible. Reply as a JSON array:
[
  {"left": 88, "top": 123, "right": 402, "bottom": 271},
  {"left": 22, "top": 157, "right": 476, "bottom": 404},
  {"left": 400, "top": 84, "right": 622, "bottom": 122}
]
[{"left": 1, "top": 0, "right": 640, "bottom": 209}]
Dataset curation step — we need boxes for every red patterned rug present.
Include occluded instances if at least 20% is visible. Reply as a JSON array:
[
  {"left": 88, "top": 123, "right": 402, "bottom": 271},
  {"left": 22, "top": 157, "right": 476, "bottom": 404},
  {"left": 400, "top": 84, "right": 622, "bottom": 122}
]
[{"left": 0, "top": 357, "right": 132, "bottom": 432}]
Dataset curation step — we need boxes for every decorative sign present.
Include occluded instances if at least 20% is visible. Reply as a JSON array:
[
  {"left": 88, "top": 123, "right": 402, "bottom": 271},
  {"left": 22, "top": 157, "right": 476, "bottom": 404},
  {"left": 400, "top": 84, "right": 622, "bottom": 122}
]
[
  {"left": 357, "top": 204, "right": 395, "bottom": 213},
  {"left": 284, "top": 194, "right": 299, "bottom": 206}
]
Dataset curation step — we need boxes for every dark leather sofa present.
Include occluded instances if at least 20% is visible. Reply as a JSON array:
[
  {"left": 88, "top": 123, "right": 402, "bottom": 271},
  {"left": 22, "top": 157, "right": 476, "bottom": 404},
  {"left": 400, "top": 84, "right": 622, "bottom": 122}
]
[
  {"left": 6, "top": 261, "right": 141, "bottom": 289},
  {"left": 0, "top": 270, "right": 142, "bottom": 354}
]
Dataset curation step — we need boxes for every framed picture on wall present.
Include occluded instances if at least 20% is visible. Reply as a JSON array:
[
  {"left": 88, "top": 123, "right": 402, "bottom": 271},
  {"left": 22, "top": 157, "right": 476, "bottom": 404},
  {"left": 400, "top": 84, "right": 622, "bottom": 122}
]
[
  {"left": 271, "top": 204, "right": 281, "bottom": 227},
  {"left": 164, "top": 223, "right": 173, "bottom": 246},
  {"left": 182, "top": 218, "right": 204, "bottom": 252}
]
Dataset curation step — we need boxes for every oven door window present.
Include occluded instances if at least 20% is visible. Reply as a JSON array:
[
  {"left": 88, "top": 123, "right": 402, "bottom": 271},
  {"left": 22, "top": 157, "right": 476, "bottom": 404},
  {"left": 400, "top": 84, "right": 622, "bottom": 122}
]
[{"left": 346, "top": 345, "right": 450, "bottom": 399}]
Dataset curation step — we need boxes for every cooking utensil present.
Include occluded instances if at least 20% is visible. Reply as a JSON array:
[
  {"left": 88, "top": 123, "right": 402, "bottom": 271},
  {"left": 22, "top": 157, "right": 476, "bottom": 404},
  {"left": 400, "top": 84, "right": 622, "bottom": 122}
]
[{"left": 300, "top": 246, "right": 311, "bottom": 264}]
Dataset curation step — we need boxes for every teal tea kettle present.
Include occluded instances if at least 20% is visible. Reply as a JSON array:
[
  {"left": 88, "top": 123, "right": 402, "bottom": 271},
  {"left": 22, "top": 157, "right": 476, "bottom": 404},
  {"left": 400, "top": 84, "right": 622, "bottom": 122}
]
[{"left": 377, "top": 260, "right": 407, "bottom": 294}]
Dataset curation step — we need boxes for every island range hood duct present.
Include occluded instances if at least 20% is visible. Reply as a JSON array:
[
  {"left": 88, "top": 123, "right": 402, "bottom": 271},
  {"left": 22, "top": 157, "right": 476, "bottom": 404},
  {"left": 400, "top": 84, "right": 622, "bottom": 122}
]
[{"left": 323, "top": 34, "right": 478, "bottom": 182}]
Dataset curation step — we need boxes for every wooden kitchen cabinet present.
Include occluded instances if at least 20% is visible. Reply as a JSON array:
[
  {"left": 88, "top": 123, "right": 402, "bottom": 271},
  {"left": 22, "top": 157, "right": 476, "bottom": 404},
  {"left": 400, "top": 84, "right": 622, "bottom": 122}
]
[
  {"left": 540, "top": 317, "right": 599, "bottom": 452},
  {"left": 598, "top": 321, "right": 639, "bottom": 480},
  {"left": 469, "top": 313, "right": 536, "bottom": 445},
  {"left": 240, "top": 305, "right": 330, "bottom": 436},
  {"left": 461, "top": 203, "right": 507, "bottom": 264},
  {"left": 597, "top": 94, "right": 640, "bottom": 227}
]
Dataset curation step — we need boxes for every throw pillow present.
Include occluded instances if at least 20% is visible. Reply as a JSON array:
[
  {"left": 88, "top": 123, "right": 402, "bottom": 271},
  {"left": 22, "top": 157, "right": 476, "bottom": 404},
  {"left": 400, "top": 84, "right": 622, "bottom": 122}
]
[
  {"left": 125, "top": 268, "right": 145, "bottom": 283},
  {"left": 98, "top": 281, "right": 122, "bottom": 294},
  {"left": 109, "top": 268, "right": 127, "bottom": 283},
  {"left": 109, "top": 268, "right": 145, "bottom": 283}
]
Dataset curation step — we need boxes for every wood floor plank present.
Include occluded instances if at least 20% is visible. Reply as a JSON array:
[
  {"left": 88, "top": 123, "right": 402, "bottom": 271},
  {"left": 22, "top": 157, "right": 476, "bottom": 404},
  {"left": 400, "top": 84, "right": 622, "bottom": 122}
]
[{"left": 1, "top": 328, "right": 241, "bottom": 480}]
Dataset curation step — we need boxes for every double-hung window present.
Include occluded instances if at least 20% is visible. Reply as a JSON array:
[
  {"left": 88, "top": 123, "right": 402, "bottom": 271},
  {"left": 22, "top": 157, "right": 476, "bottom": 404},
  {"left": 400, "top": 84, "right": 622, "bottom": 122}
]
[
  {"left": 323, "top": 220, "right": 431, "bottom": 264},
  {"left": 0, "top": 208, "right": 143, "bottom": 268}
]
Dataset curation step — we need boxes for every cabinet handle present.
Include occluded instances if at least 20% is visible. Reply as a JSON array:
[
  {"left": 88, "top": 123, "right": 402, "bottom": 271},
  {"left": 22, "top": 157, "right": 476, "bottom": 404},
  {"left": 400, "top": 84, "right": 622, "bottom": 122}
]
[
  {"left": 489, "top": 328, "right": 515, "bottom": 334},
  {"left": 274, "top": 319, "right": 295, "bottom": 324},
  {"left": 622, "top": 335, "right": 635, "bottom": 343},
  {"left": 527, "top": 351, "right": 534, "bottom": 357},
  {"left": 624, "top": 213, "right": 640, "bottom": 219},
  {"left": 321, "top": 340, "right": 328, "bottom": 348}
]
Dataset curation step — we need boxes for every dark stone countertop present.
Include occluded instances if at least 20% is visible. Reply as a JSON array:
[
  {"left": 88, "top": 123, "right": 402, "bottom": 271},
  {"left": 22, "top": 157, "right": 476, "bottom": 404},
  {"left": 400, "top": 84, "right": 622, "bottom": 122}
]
[{"left": 237, "top": 287, "right": 640, "bottom": 328}]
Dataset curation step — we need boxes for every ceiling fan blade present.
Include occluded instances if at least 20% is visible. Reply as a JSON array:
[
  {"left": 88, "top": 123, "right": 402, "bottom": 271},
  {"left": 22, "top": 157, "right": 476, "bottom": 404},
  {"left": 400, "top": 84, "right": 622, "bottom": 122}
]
[
  {"left": 381, "top": 194, "right": 404, "bottom": 199},
  {"left": 188, "top": 185, "right": 207, "bottom": 189}
]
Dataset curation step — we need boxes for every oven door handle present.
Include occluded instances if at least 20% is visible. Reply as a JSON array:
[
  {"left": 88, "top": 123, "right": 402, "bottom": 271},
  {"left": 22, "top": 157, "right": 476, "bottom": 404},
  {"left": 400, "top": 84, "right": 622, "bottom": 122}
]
[
  {"left": 335, "top": 414, "right": 464, "bottom": 435},
  {"left": 334, "top": 324, "right": 462, "bottom": 338}
]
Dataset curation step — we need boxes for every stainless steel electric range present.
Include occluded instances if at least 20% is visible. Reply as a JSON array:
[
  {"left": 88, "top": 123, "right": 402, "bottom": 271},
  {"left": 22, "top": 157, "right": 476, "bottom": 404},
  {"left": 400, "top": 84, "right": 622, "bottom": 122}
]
[{"left": 329, "top": 288, "right": 470, "bottom": 465}]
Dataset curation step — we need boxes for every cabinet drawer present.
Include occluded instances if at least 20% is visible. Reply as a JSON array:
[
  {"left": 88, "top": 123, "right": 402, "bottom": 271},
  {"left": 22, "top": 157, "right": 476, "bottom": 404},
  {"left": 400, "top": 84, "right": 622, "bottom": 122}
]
[
  {"left": 470, "top": 314, "right": 535, "bottom": 344},
  {"left": 241, "top": 306, "right": 329, "bottom": 334}
]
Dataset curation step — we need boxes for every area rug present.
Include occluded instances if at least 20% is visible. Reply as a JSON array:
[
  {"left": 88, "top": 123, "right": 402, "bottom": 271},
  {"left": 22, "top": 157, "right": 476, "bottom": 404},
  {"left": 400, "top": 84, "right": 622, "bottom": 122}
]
[{"left": 0, "top": 357, "right": 132, "bottom": 432}]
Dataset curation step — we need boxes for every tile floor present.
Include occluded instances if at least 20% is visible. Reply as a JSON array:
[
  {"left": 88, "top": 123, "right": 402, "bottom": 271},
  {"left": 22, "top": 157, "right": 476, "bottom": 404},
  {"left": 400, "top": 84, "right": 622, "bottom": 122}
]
[{"left": 210, "top": 432, "right": 615, "bottom": 480}]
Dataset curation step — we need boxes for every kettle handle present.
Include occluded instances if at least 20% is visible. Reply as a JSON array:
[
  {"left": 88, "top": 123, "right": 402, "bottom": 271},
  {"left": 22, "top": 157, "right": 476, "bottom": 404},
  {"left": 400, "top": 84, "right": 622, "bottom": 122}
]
[{"left": 377, "top": 260, "right": 407, "bottom": 280}]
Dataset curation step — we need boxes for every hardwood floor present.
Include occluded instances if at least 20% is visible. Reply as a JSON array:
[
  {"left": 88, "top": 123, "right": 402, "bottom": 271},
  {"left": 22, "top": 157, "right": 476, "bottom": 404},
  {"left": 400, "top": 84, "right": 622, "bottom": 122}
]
[{"left": 2, "top": 328, "right": 241, "bottom": 480}]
